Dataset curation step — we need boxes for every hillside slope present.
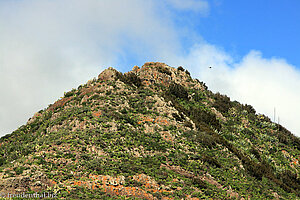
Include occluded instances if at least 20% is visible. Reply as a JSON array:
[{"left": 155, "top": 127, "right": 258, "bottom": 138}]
[{"left": 0, "top": 62, "right": 299, "bottom": 199}]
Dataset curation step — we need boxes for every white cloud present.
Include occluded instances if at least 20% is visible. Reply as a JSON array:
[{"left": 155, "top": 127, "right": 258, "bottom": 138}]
[
  {"left": 0, "top": 0, "right": 180, "bottom": 136},
  {"left": 169, "top": 44, "right": 300, "bottom": 137},
  {"left": 230, "top": 51, "right": 300, "bottom": 136},
  {"left": 166, "top": 0, "right": 209, "bottom": 14}
]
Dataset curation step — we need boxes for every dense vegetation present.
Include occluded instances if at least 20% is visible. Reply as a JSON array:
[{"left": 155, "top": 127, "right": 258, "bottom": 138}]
[{"left": 0, "top": 62, "right": 299, "bottom": 199}]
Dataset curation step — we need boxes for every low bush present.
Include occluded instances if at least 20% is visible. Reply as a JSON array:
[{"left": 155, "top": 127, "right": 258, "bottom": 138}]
[
  {"left": 191, "top": 108, "right": 221, "bottom": 131},
  {"left": 168, "top": 82, "right": 188, "bottom": 100},
  {"left": 192, "top": 177, "right": 207, "bottom": 189},
  {"left": 202, "top": 155, "right": 221, "bottom": 168},
  {"left": 243, "top": 104, "right": 256, "bottom": 114},
  {"left": 14, "top": 166, "right": 25, "bottom": 175},
  {"left": 183, "top": 121, "right": 193, "bottom": 129},
  {"left": 277, "top": 125, "right": 300, "bottom": 150},
  {"left": 195, "top": 132, "right": 217, "bottom": 148},
  {"left": 279, "top": 170, "right": 300, "bottom": 193},
  {"left": 182, "top": 131, "right": 216, "bottom": 149},
  {"left": 193, "top": 92, "right": 204, "bottom": 101},
  {"left": 157, "top": 66, "right": 172, "bottom": 76},
  {"left": 0, "top": 157, "right": 5, "bottom": 166},
  {"left": 64, "top": 90, "right": 75, "bottom": 98},
  {"left": 177, "top": 66, "right": 185, "bottom": 71},
  {"left": 195, "top": 79, "right": 208, "bottom": 90},
  {"left": 250, "top": 147, "right": 261, "bottom": 161},
  {"left": 172, "top": 113, "right": 184, "bottom": 122},
  {"left": 185, "top": 69, "right": 191, "bottom": 76},
  {"left": 213, "top": 92, "right": 232, "bottom": 114},
  {"left": 116, "top": 72, "right": 142, "bottom": 87}
]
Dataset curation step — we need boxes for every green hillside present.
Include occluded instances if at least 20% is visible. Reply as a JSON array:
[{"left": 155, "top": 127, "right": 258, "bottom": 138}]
[{"left": 0, "top": 62, "right": 299, "bottom": 199}]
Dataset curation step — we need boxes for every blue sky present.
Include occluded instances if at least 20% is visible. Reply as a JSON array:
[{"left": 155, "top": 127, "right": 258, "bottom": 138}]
[
  {"left": 0, "top": 0, "right": 300, "bottom": 137},
  {"left": 117, "top": 1, "right": 300, "bottom": 70},
  {"left": 195, "top": 1, "right": 300, "bottom": 67}
]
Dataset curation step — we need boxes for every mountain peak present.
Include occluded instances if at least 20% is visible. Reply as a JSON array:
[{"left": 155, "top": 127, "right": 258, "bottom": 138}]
[
  {"left": 98, "top": 67, "right": 119, "bottom": 81},
  {"left": 0, "top": 63, "right": 299, "bottom": 199}
]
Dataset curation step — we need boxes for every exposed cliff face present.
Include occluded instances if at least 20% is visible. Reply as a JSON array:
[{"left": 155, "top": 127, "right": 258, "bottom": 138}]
[{"left": 0, "top": 62, "right": 299, "bottom": 199}]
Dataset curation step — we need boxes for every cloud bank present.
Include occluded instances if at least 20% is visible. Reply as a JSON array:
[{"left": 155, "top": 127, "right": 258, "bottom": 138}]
[
  {"left": 0, "top": 0, "right": 300, "bottom": 137},
  {"left": 0, "top": 0, "right": 180, "bottom": 136},
  {"left": 169, "top": 44, "right": 300, "bottom": 136}
]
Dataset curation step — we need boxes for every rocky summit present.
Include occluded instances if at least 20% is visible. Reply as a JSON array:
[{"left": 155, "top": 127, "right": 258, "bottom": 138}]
[{"left": 0, "top": 62, "right": 299, "bottom": 199}]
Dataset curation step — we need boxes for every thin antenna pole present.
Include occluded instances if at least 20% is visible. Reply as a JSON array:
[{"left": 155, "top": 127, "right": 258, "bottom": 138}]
[
  {"left": 274, "top": 107, "right": 276, "bottom": 122},
  {"left": 277, "top": 116, "right": 280, "bottom": 132}
]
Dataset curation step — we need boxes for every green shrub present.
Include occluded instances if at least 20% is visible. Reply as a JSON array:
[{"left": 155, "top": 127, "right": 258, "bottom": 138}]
[
  {"left": 191, "top": 108, "right": 221, "bottom": 131},
  {"left": 157, "top": 66, "right": 172, "bottom": 76},
  {"left": 116, "top": 72, "right": 142, "bottom": 87},
  {"left": 213, "top": 92, "right": 232, "bottom": 114},
  {"left": 277, "top": 125, "right": 300, "bottom": 150},
  {"left": 64, "top": 90, "right": 75, "bottom": 98},
  {"left": 14, "top": 166, "right": 25, "bottom": 175},
  {"left": 279, "top": 170, "right": 300, "bottom": 193},
  {"left": 250, "top": 147, "right": 261, "bottom": 161},
  {"left": 185, "top": 69, "right": 191, "bottom": 76},
  {"left": 193, "top": 92, "right": 204, "bottom": 101},
  {"left": 183, "top": 121, "right": 193, "bottom": 129},
  {"left": 172, "top": 113, "right": 184, "bottom": 122},
  {"left": 243, "top": 104, "right": 256, "bottom": 114},
  {"left": 195, "top": 132, "right": 217, "bottom": 148},
  {"left": 202, "top": 155, "right": 221, "bottom": 168},
  {"left": 168, "top": 82, "right": 188, "bottom": 100},
  {"left": 192, "top": 177, "right": 207, "bottom": 189},
  {"left": 0, "top": 157, "right": 5, "bottom": 166},
  {"left": 195, "top": 79, "right": 208, "bottom": 90},
  {"left": 177, "top": 66, "right": 185, "bottom": 71}
]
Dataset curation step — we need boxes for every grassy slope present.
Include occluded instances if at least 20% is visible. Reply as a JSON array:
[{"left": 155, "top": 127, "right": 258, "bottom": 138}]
[{"left": 0, "top": 63, "right": 299, "bottom": 199}]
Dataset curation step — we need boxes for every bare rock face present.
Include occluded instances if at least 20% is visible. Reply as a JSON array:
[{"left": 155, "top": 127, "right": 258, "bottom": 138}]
[{"left": 98, "top": 67, "right": 118, "bottom": 81}]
